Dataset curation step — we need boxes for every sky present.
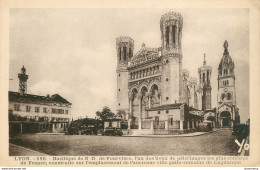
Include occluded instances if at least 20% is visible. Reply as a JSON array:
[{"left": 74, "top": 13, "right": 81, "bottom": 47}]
[{"left": 9, "top": 8, "right": 249, "bottom": 123}]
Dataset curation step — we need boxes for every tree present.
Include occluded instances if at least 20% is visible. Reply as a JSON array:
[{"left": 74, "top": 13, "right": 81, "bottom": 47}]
[
  {"left": 117, "top": 110, "right": 126, "bottom": 119},
  {"left": 96, "top": 106, "right": 115, "bottom": 122}
]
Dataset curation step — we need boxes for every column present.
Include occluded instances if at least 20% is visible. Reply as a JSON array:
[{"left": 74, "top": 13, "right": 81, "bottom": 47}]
[
  {"left": 148, "top": 94, "right": 151, "bottom": 108},
  {"left": 192, "top": 119, "right": 194, "bottom": 129},
  {"left": 187, "top": 120, "right": 190, "bottom": 129},
  {"left": 180, "top": 120, "right": 183, "bottom": 130},
  {"left": 159, "top": 93, "right": 162, "bottom": 106},
  {"left": 138, "top": 95, "right": 142, "bottom": 130},
  {"left": 150, "top": 120, "right": 154, "bottom": 130},
  {"left": 165, "top": 120, "right": 168, "bottom": 130},
  {"left": 176, "top": 22, "right": 179, "bottom": 48},
  {"left": 196, "top": 120, "right": 199, "bottom": 128},
  {"left": 163, "top": 26, "right": 166, "bottom": 49},
  {"left": 128, "top": 99, "right": 133, "bottom": 130}
]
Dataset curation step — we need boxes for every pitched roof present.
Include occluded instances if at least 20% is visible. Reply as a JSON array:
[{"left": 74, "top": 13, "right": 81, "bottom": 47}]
[
  {"left": 217, "top": 102, "right": 232, "bottom": 109},
  {"left": 129, "top": 45, "right": 160, "bottom": 67},
  {"left": 189, "top": 112, "right": 204, "bottom": 118},
  {"left": 145, "top": 103, "right": 184, "bottom": 111},
  {"left": 9, "top": 91, "right": 71, "bottom": 104}
]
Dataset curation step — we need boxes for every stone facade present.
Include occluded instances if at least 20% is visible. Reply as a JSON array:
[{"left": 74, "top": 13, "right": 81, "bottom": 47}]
[
  {"left": 216, "top": 40, "right": 240, "bottom": 127},
  {"left": 116, "top": 12, "right": 204, "bottom": 134},
  {"left": 198, "top": 55, "right": 212, "bottom": 111}
]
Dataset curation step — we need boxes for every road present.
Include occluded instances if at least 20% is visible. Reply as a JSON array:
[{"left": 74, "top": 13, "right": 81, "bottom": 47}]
[{"left": 9, "top": 129, "right": 239, "bottom": 156}]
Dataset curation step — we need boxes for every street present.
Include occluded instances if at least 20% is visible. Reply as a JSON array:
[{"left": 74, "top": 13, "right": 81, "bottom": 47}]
[{"left": 9, "top": 129, "right": 240, "bottom": 156}]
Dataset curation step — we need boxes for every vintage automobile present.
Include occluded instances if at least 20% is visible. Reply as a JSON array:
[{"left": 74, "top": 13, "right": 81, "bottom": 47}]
[
  {"left": 232, "top": 124, "right": 249, "bottom": 139},
  {"left": 103, "top": 127, "right": 123, "bottom": 136},
  {"left": 197, "top": 121, "right": 213, "bottom": 132},
  {"left": 82, "top": 126, "right": 98, "bottom": 135},
  {"left": 67, "top": 118, "right": 103, "bottom": 135},
  {"left": 66, "top": 126, "right": 80, "bottom": 135}
]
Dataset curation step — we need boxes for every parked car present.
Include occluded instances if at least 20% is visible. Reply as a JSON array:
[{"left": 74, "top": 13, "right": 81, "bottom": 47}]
[
  {"left": 66, "top": 126, "right": 80, "bottom": 135},
  {"left": 232, "top": 124, "right": 249, "bottom": 139},
  {"left": 82, "top": 126, "right": 98, "bottom": 135},
  {"left": 103, "top": 127, "right": 123, "bottom": 136},
  {"left": 197, "top": 121, "right": 213, "bottom": 132}
]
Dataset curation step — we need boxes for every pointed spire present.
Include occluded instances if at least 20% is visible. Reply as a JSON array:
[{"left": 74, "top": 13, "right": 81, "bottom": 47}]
[
  {"left": 203, "top": 53, "right": 207, "bottom": 66},
  {"left": 224, "top": 40, "right": 229, "bottom": 54}
]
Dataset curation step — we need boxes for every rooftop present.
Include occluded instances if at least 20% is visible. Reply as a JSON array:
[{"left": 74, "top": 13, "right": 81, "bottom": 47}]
[{"left": 9, "top": 91, "right": 71, "bottom": 105}]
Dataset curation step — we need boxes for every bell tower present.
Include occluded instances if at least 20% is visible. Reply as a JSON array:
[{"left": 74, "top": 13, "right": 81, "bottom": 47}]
[
  {"left": 116, "top": 36, "right": 134, "bottom": 113},
  {"left": 217, "top": 40, "right": 236, "bottom": 106},
  {"left": 18, "top": 65, "right": 29, "bottom": 95},
  {"left": 217, "top": 40, "right": 239, "bottom": 127},
  {"left": 198, "top": 54, "right": 212, "bottom": 111},
  {"left": 160, "top": 12, "right": 183, "bottom": 104}
]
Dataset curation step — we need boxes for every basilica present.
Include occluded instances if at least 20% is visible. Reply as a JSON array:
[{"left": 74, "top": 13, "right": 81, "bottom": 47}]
[{"left": 116, "top": 12, "right": 239, "bottom": 134}]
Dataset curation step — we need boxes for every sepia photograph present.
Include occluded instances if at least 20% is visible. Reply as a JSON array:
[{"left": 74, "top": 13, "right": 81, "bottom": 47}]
[{"left": 7, "top": 8, "right": 251, "bottom": 158}]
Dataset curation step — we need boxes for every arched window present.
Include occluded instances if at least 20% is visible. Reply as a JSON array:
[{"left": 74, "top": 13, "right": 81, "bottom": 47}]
[
  {"left": 141, "top": 87, "right": 148, "bottom": 112},
  {"left": 203, "top": 73, "right": 205, "bottom": 83},
  {"left": 224, "top": 69, "right": 228, "bottom": 75},
  {"left": 123, "top": 47, "right": 127, "bottom": 60},
  {"left": 119, "top": 48, "right": 121, "bottom": 61},
  {"left": 131, "top": 88, "right": 139, "bottom": 120},
  {"left": 172, "top": 25, "right": 176, "bottom": 45},
  {"left": 221, "top": 93, "right": 225, "bottom": 100},
  {"left": 227, "top": 93, "right": 232, "bottom": 100},
  {"left": 166, "top": 26, "right": 170, "bottom": 46},
  {"left": 150, "top": 85, "right": 160, "bottom": 107}
]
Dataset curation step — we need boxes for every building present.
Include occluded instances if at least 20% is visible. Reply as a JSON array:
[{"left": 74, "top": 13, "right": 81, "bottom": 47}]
[
  {"left": 198, "top": 54, "right": 212, "bottom": 111},
  {"left": 116, "top": 12, "right": 204, "bottom": 135},
  {"left": 9, "top": 66, "right": 72, "bottom": 134},
  {"left": 197, "top": 55, "right": 217, "bottom": 127},
  {"left": 216, "top": 41, "right": 240, "bottom": 127}
]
